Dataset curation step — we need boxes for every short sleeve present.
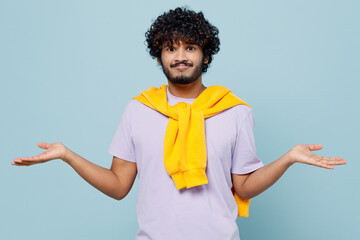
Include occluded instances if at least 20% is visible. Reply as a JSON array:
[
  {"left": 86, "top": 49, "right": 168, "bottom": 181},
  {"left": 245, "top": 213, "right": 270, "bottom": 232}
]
[
  {"left": 108, "top": 101, "right": 136, "bottom": 162},
  {"left": 231, "top": 108, "right": 264, "bottom": 174}
]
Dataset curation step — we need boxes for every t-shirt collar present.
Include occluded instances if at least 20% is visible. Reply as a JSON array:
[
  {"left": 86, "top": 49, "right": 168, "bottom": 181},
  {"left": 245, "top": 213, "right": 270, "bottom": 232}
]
[{"left": 166, "top": 87, "right": 196, "bottom": 106}]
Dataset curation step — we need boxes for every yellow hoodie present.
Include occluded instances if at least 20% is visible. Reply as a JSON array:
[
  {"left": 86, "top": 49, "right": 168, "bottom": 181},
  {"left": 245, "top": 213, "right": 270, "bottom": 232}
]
[{"left": 133, "top": 85, "right": 252, "bottom": 217}]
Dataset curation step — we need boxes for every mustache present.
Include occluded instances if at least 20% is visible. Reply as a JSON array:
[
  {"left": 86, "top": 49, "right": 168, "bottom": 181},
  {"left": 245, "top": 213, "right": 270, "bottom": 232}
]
[{"left": 170, "top": 62, "right": 193, "bottom": 68}]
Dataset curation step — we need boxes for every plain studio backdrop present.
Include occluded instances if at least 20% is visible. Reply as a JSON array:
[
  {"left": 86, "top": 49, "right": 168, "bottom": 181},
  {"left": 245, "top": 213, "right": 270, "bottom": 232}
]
[{"left": 0, "top": 0, "right": 359, "bottom": 239}]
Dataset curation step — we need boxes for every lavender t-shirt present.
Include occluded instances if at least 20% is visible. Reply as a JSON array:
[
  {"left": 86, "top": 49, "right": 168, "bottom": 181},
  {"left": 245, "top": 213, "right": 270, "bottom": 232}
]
[{"left": 108, "top": 87, "right": 264, "bottom": 240}]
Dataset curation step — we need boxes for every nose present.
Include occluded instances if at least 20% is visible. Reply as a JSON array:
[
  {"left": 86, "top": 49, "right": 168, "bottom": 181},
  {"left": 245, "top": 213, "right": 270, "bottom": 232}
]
[{"left": 174, "top": 47, "right": 187, "bottom": 62}]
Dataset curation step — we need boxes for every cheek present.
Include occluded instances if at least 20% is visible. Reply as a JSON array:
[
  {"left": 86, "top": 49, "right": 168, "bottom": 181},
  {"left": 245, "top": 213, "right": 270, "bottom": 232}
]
[
  {"left": 195, "top": 54, "right": 204, "bottom": 65},
  {"left": 161, "top": 55, "right": 171, "bottom": 66}
]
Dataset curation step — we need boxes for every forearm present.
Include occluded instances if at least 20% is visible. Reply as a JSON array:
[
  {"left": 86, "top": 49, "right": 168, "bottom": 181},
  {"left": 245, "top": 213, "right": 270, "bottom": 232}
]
[
  {"left": 237, "top": 152, "right": 294, "bottom": 199},
  {"left": 63, "top": 148, "right": 123, "bottom": 200}
]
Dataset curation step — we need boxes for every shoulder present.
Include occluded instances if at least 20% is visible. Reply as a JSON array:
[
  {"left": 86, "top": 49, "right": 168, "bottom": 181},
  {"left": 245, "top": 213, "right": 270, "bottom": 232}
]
[
  {"left": 229, "top": 104, "right": 253, "bottom": 121},
  {"left": 227, "top": 89, "right": 254, "bottom": 120},
  {"left": 209, "top": 104, "right": 254, "bottom": 128},
  {"left": 124, "top": 99, "right": 149, "bottom": 112},
  {"left": 214, "top": 85, "right": 254, "bottom": 119},
  {"left": 124, "top": 99, "right": 166, "bottom": 120},
  {"left": 120, "top": 99, "right": 146, "bottom": 120}
]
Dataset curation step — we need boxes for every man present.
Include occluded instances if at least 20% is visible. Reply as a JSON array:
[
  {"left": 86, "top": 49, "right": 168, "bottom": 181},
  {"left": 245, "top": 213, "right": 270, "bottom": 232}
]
[{"left": 12, "top": 7, "right": 346, "bottom": 240}]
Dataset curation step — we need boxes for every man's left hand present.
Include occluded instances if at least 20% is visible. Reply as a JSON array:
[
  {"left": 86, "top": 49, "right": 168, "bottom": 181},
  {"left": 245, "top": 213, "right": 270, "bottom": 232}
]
[{"left": 288, "top": 144, "right": 347, "bottom": 169}]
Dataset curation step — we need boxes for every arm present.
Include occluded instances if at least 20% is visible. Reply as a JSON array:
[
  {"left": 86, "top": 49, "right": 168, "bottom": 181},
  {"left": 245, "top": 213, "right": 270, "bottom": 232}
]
[
  {"left": 12, "top": 142, "right": 137, "bottom": 200},
  {"left": 232, "top": 144, "right": 347, "bottom": 200}
]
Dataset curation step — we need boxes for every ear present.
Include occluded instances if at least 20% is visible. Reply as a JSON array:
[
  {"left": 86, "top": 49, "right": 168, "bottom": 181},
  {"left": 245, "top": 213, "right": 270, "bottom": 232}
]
[
  {"left": 203, "top": 56, "right": 209, "bottom": 64},
  {"left": 157, "top": 58, "right": 162, "bottom": 66}
]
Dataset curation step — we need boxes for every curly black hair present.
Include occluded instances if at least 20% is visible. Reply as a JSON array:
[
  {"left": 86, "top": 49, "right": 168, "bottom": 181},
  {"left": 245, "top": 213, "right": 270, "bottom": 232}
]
[{"left": 145, "top": 7, "right": 220, "bottom": 73}]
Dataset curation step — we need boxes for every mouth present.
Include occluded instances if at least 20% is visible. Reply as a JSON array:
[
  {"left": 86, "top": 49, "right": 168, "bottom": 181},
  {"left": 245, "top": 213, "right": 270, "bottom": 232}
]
[
  {"left": 174, "top": 64, "right": 190, "bottom": 70},
  {"left": 170, "top": 62, "right": 193, "bottom": 71}
]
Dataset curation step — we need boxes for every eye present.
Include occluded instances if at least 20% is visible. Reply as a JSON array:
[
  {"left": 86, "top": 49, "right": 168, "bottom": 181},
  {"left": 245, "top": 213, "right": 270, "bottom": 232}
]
[
  {"left": 167, "top": 47, "right": 175, "bottom": 52},
  {"left": 187, "top": 46, "right": 196, "bottom": 51}
]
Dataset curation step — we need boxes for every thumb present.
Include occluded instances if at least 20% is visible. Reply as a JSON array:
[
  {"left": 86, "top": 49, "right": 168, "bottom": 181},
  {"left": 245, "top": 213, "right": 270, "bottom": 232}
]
[
  {"left": 38, "top": 142, "right": 50, "bottom": 149},
  {"left": 308, "top": 144, "right": 323, "bottom": 151}
]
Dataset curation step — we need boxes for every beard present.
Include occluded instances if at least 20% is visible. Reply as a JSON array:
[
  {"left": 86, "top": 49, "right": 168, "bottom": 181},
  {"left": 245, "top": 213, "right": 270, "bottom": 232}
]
[{"left": 161, "top": 61, "right": 203, "bottom": 85}]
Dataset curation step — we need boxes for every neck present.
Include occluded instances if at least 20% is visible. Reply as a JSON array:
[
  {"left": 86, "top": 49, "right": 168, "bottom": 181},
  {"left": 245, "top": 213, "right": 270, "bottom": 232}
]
[{"left": 167, "top": 78, "right": 207, "bottom": 99}]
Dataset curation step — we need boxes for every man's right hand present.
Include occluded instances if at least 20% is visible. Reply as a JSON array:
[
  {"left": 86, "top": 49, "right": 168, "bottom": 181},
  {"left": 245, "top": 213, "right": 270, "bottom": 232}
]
[
  {"left": 12, "top": 142, "right": 67, "bottom": 166},
  {"left": 12, "top": 142, "right": 137, "bottom": 200}
]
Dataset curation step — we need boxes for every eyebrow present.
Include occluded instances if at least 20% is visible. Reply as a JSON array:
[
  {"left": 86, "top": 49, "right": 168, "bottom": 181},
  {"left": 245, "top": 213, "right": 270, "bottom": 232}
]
[
  {"left": 163, "top": 43, "right": 198, "bottom": 48},
  {"left": 161, "top": 39, "right": 200, "bottom": 49}
]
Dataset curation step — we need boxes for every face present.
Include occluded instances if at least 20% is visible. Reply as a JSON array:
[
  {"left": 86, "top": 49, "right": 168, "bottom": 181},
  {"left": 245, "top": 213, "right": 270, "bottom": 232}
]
[{"left": 158, "top": 41, "right": 208, "bottom": 85}]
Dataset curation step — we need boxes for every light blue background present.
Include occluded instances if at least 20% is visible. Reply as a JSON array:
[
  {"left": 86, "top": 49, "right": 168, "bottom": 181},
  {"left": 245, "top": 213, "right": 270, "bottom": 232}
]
[{"left": 1, "top": 0, "right": 359, "bottom": 239}]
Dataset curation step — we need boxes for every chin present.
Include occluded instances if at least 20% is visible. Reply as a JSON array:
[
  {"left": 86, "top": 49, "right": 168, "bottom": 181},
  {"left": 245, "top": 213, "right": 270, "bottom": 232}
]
[
  {"left": 163, "top": 65, "right": 202, "bottom": 85},
  {"left": 168, "top": 76, "right": 198, "bottom": 85}
]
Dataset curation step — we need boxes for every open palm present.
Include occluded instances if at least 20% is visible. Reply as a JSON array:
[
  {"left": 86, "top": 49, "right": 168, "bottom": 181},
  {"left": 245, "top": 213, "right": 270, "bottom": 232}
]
[
  {"left": 12, "top": 142, "right": 67, "bottom": 166},
  {"left": 289, "top": 144, "right": 346, "bottom": 169}
]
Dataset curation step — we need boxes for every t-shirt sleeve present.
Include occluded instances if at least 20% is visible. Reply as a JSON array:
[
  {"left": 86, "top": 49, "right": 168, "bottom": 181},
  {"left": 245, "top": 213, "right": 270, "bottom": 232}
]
[
  {"left": 108, "top": 101, "right": 136, "bottom": 163},
  {"left": 231, "top": 107, "right": 264, "bottom": 174}
]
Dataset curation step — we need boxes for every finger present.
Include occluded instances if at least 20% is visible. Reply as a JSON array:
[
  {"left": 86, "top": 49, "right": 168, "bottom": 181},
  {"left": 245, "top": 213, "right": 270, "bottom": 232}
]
[
  {"left": 323, "top": 165, "right": 334, "bottom": 170},
  {"left": 15, "top": 155, "right": 44, "bottom": 161},
  {"left": 302, "top": 155, "right": 333, "bottom": 169},
  {"left": 20, "top": 159, "right": 47, "bottom": 164},
  {"left": 308, "top": 144, "right": 323, "bottom": 151},
  {"left": 16, "top": 158, "right": 41, "bottom": 166},
  {"left": 15, "top": 156, "right": 41, "bottom": 161},
  {"left": 15, "top": 151, "right": 50, "bottom": 161},
  {"left": 313, "top": 158, "right": 334, "bottom": 169},
  {"left": 38, "top": 142, "right": 50, "bottom": 149},
  {"left": 313, "top": 155, "right": 346, "bottom": 162},
  {"left": 311, "top": 155, "right": 347, "bottom": 169},
  {"left": 319, "top": 157, "right": 347, "bottom": 165},
  {"left": 11, "top": 160, "right": 32, "bottom": 166}
]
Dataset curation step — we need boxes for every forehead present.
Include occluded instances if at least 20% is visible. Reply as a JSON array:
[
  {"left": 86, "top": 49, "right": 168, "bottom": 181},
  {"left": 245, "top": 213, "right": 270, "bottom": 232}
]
[{"left": 161, "top": 37, "right": 199, "bottom": 48}]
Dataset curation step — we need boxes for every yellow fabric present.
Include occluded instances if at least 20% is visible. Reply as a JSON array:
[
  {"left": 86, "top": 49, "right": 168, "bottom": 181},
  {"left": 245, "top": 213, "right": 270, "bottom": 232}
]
[{"left": 133, "top": 85, "right": 252, "bottom": 217}]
